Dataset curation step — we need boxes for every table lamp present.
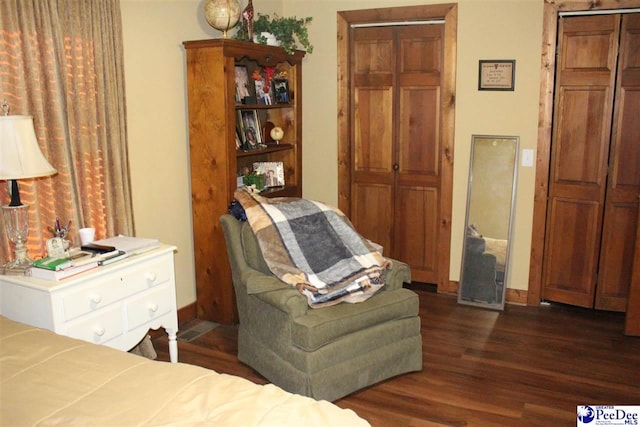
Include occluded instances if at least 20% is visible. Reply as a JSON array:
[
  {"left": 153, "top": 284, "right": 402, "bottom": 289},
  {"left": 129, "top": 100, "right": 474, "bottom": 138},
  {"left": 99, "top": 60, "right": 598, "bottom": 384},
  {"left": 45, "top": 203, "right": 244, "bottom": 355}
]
[{"left": 0, "top": 102, "right": 57, "bottom": 274}]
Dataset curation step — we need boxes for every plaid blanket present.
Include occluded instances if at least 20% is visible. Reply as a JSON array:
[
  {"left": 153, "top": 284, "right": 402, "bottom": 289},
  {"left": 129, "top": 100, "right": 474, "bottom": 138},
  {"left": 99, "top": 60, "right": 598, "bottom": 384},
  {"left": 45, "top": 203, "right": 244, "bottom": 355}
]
[{"left": 234, "top": 188, "right": 389, "bottom": 307}]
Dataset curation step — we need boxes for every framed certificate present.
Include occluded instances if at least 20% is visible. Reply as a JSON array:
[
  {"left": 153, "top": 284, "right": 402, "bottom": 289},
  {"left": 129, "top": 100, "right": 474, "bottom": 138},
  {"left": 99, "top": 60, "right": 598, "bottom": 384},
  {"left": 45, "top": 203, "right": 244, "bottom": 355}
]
[{"left": 478, "top": 60, "right": 515, "bottom": 91}]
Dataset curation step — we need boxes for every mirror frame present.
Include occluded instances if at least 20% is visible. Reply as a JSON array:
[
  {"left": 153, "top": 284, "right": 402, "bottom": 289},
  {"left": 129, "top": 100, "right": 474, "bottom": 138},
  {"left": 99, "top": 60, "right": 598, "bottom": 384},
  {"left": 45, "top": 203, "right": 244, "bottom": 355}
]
[{"left": 458, "top": 134, "right": 519, "bottom": 310}]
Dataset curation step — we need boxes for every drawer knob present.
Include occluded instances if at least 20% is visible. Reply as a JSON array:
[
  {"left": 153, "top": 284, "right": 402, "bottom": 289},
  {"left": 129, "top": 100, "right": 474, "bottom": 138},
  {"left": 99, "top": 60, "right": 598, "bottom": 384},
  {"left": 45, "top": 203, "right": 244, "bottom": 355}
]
[
  {"left": 89, "top": 294, "right": 102, "bottom": 304},
  {"left": 149, "top": 303, "right": 159, "bottom": 312},
  {"left": 145, "top": 272, "right": 157, "bottom": 283},
  {"left": 94, "top": 326, "right": 106, "bottom": 336}
]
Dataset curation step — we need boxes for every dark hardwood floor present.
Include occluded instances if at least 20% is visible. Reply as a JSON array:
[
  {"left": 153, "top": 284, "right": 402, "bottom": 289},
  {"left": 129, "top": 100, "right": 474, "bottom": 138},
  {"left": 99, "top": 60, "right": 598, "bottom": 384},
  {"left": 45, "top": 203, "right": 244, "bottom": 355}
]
[{"left": 152, "top": 287, "right": 640, "bottom": 426}]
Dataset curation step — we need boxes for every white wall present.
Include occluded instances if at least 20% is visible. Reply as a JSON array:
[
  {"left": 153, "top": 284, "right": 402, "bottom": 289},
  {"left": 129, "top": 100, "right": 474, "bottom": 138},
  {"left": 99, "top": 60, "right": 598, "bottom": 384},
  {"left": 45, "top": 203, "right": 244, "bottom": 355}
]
[
  {"left": 121, "top": 0, "right": 543, "bottom": 310},
  {"left": 121, "top": 0, "right": 210, "bottom": 308},
  {"left": 121, "top": 0, "right": 282, "bottom": 308}
]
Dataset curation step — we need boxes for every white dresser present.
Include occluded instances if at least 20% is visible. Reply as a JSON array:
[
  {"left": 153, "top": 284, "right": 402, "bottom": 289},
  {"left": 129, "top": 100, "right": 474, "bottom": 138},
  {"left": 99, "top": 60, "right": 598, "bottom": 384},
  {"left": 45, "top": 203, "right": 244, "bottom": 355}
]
[{"left": 0, "top": 244, "right": 179, "bottom": 362}]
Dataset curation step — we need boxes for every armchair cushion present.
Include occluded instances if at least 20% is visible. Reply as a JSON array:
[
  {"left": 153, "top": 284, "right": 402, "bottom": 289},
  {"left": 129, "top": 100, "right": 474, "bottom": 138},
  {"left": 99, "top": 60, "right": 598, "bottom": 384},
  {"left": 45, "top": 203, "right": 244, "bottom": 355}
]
[{"left": 291, "top": 287, "right": 419, "bottom": 351}]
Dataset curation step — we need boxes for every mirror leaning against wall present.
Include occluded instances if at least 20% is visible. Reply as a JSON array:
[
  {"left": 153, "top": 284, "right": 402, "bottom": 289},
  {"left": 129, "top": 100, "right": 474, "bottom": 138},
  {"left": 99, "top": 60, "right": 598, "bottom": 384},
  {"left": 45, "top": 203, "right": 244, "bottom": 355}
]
[{"left": 458, "top": 135, "right": 519, "bottom": 310}]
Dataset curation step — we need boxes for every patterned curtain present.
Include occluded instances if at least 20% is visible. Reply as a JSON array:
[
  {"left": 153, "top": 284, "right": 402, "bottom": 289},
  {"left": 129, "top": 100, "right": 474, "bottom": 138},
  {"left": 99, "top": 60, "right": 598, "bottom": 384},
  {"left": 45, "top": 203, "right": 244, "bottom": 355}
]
[{"left": 0, "top": 0, "right": 134, "bottom": 263}]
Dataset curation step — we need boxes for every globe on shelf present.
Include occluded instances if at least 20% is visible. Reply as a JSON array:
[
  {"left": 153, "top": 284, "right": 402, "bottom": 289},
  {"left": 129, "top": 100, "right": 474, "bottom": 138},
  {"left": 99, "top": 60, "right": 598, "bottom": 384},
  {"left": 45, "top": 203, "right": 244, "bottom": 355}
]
[
  {"left": 270, "top": 126, "right": 284, "bottom": 144},
  {"left": 204, "top": 0, "right": 241, "bottom": 38}
]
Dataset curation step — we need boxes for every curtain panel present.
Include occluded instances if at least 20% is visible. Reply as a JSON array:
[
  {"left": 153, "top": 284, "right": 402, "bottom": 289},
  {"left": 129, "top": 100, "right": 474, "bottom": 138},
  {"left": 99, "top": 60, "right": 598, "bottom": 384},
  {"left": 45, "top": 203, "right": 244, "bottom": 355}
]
[{"left": 0, "top": 0, "right": 134, "bottom": 263}]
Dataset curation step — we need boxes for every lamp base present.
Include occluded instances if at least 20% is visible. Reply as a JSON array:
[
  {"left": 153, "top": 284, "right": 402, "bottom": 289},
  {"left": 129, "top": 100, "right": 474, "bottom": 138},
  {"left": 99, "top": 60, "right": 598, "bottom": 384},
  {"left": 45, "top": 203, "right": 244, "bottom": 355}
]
[
  {"left": 2, "top": 204, "right": 33, "bottom": 275},
  {"left": 2, "top": 243, "right": 32, "bottom": 275}
]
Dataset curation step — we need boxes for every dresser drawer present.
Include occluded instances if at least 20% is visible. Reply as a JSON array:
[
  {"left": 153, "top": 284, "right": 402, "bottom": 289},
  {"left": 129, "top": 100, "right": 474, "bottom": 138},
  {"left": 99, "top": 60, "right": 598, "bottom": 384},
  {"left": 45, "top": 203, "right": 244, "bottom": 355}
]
[
  {"left": 61, "top": 257, "right": 172, "bottom": 321},
  {"left": 65, "top": 305, "right": 124, "bottom": 345},
  {"left": 125, "top": 284, "right": 173, "bottom": 331}
]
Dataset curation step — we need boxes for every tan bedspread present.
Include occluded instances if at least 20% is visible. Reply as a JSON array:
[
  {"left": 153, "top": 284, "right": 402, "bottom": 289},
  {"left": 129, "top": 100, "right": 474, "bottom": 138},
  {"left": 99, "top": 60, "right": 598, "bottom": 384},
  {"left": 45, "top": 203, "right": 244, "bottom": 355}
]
[{"left": 0, "top": 316, "right": 369, "bottom": 426}]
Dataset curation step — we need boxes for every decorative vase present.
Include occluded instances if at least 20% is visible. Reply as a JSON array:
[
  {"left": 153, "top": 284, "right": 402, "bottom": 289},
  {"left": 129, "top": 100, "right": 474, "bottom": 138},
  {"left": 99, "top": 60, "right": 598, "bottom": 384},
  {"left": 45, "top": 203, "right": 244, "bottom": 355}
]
[
  {"left": 242, "top": 0, "right": 254, "bottom": 40},
  {"left": 204, "top": 0, "right": 241, "bottom": 38},
  {"left": 254, "top": 32, "right": 281, "bottom": 47}
]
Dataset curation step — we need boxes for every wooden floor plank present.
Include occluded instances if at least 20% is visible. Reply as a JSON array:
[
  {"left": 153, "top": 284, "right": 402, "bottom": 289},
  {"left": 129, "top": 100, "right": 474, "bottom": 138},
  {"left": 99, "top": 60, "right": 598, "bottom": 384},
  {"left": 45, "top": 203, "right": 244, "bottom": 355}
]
[{"left": 152, "top": 288, "right": 640, "bottom": 426}]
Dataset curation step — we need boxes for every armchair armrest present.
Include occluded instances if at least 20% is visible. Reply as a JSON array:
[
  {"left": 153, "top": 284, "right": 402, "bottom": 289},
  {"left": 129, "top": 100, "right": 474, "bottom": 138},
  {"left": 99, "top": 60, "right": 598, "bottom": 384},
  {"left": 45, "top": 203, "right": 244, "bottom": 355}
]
[
  {"left": 383, "top": 259, "right": 411, "bottom": 291},
  {"left": 254, "top": 287, "right": 309, "bottom": 318},
  {"left": 241, "top": 268, "right": 309, "bottom": 318}
]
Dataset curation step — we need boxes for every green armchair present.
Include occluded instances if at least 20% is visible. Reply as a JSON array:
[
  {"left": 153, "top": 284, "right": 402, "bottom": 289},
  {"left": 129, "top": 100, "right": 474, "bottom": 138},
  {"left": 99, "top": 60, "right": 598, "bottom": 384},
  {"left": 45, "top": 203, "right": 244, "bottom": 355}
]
[{"left": 220, "top": 214, "right": 422, "bottom": 402}]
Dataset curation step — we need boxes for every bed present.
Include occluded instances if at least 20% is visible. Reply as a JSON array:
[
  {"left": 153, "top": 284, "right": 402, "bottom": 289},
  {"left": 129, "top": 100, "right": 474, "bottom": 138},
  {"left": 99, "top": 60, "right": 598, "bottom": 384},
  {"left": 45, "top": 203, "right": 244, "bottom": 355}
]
[{"left": 0, "top": 316, "right": 369, "bottom": 426}]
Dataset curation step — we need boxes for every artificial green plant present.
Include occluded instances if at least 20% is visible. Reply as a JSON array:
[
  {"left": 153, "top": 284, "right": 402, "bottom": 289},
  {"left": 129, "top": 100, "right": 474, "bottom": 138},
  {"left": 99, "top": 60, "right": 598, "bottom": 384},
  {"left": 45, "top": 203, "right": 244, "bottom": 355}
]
[{"left": 235, "top": 13, "right": 313, "bottom": 55}]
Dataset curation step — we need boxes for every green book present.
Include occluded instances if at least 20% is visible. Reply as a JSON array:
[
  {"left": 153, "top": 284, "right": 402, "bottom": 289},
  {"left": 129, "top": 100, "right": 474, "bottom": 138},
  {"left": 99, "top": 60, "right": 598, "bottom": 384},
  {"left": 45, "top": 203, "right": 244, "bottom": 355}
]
[{"left": 32, "top": 256, "right": 73, "bottom": 271}]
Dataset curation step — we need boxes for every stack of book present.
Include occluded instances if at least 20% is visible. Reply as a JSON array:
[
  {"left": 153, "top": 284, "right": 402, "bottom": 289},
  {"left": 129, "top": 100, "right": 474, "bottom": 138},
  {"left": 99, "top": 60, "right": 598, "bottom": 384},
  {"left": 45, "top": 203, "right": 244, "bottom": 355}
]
[
  {"left": 29, "top": 235, "right": 158, "bottom": 281},
  {"left": 30, "top": 251, "right": 100, "bottom": 281}
]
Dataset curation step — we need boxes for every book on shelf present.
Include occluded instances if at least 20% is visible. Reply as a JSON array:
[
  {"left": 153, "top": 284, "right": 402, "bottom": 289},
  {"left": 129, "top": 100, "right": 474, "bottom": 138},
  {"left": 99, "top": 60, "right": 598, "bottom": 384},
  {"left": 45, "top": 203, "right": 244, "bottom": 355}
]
[
  {"left": 30, "top": 260, "right": 99, "bottom": 281},
  {"left": 91, "top": 235, "right": 160, "bottom": 254}
]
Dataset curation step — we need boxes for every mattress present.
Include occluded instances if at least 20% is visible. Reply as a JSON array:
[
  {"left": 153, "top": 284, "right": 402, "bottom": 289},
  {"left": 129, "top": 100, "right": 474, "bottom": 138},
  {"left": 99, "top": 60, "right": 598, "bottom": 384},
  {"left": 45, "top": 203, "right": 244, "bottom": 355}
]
[{"left": 0, "top": 316, "right": 369, "bottom": 426}]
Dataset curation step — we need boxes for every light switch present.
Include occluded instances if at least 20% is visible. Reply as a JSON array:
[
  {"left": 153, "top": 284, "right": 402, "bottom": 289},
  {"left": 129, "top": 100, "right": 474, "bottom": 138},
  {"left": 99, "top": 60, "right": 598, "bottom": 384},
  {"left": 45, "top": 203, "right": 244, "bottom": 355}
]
[{"left": 522, "top": 149, "right": 534, "bottom": 167}]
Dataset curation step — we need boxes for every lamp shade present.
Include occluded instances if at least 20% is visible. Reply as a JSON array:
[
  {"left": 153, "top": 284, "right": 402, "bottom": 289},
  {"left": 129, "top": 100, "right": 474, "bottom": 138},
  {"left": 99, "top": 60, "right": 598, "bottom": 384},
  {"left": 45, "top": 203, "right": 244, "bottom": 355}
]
[{"left": 0, "top": 115, "right": 57, "bottom": 180}]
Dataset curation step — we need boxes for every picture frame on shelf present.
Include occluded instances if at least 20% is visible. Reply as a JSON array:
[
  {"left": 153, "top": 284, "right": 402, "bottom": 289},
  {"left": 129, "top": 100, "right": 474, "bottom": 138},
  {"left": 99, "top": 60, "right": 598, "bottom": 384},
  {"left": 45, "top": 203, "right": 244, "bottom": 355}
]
[
  {"left": 254, "top": 161, "right": 285, "bottom": 187},
  {"left": 272, "top": 79, "right": 290, "bottom": 104},
  {"left": 238, "top": 109, "right": 262, "bottom": 149},
  {"left": 252, "top": 66, "right": 275, "bottom": 105},
  {"left": 235, "top": 129, "right": 242, "bottom": 150},
  {"left": 234, "top": 65, "right": 254, "bottom": 103}
]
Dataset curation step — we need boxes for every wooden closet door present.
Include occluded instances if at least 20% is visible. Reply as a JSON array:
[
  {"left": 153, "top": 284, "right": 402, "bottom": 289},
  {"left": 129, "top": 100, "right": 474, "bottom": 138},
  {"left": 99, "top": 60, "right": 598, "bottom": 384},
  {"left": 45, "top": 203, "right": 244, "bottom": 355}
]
[
  {"left": 541, "top": 15, "right": 620, "bottom": 308},
  {"left": 596, "top": 14, "right": 640, "bottom": 311},
  {"left": 351, "top": 26, "right": 395, "bottom": 252},
  {"left": 393, "top": 24, "right": 443, "bottom": 284},
  {"left": 625, "top": 196, "right": 640, "bottom": 336},
  {"left": 350, "top": 24, "right": 443, "bottom": 283}
]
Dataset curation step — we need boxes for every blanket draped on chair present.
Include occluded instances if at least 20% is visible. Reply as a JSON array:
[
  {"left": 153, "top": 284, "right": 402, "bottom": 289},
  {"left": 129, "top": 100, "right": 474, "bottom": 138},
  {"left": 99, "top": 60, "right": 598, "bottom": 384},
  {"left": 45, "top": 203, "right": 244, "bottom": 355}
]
[{"left": 234, "top": 188, "right": 389, "bottom": 307}]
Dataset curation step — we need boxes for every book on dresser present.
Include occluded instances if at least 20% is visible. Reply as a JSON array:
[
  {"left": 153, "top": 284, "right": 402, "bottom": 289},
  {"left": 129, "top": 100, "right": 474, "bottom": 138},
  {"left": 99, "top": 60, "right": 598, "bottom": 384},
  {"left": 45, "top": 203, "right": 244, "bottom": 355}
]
[
  {"left": 32, "top": 250, "right": 97, "bottom": 270},
  {"left": 30, "top": 259, "right": 99, "bottom": 281},
  {"left": 91, "top": 235, "right": 160, "bottom": 254}
]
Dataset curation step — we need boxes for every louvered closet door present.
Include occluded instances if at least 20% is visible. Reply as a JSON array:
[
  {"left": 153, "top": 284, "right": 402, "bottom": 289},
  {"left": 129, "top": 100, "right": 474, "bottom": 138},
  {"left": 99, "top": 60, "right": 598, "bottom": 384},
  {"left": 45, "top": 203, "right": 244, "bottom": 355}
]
[{"left": 350, "top": 23, "right": 443, "bottom": 283}]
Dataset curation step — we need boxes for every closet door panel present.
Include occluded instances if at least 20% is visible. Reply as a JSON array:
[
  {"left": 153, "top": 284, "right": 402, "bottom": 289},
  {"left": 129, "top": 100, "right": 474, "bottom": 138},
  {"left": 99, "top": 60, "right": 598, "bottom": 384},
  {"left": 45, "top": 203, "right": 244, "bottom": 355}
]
[
  {"left": 597, "top": 204, "right": 638, "bottom": 310},
  {"left": 552, "top": 88, "right": 609, "bottom": 187},
  {"left": 392, "top": 24, "right": 443, "bottom": 278},
  {"left": 399, "top": 87, "right": 439, "bottom": 175},
  {"left": 394, "top": 186, "right": 438, "bottom": 283},
  {"left": 350, "top": 28, "right": 395, "bottom": 253},
  {"left": 542, "top": 15, "right": 620, "bottom": 307},
  {"left": 543, "top": 198, "right": 601, "bottom": 307},
  {"left": 352, "top": 182, "right": 393, "bottom": 253},
  {"left": 596, "top": 14, "right": 640, "bottom": 311},
  {"left": 353, "top": 88, "right": 393, "bottom": 173}
]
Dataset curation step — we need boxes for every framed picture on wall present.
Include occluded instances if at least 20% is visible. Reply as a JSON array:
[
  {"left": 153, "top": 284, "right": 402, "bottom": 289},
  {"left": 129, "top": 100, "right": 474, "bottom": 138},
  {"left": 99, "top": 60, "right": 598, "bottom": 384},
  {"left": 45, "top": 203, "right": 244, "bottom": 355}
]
[{"left": 478, "top": 60, "right": 515, "bottom": 91}]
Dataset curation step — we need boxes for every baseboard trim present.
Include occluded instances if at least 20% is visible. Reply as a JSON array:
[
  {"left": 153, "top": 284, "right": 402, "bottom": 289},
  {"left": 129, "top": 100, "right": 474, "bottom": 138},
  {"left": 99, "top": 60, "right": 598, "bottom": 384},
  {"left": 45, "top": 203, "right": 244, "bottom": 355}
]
[
  {"left": 444, "top": 281, "right": 529, "bottom": 306},
  {"left": 505, "top": 288, "right": 528, "bottom": 305},
  {"left": 178, "top": 302, "right": 198, "bottom": 325}
]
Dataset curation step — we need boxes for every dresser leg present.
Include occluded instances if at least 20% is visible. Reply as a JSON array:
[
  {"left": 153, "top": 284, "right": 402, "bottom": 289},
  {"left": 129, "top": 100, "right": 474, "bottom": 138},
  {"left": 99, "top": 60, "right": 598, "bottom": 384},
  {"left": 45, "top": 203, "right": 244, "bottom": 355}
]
[{"left": 167, "top": 328, "right": 178, "bottom": 363}]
